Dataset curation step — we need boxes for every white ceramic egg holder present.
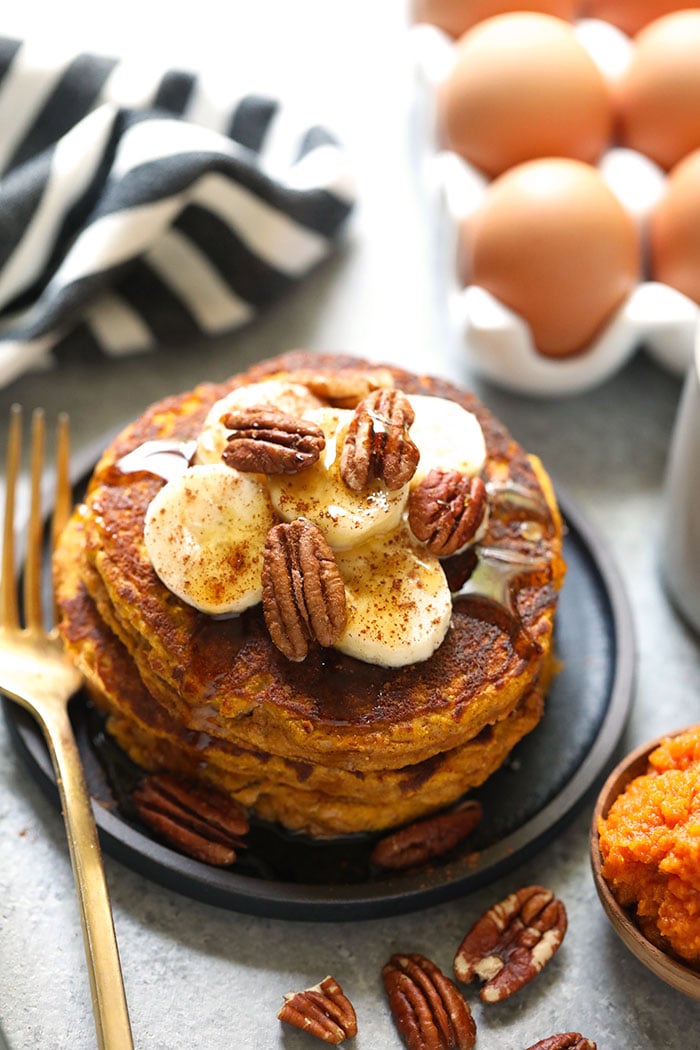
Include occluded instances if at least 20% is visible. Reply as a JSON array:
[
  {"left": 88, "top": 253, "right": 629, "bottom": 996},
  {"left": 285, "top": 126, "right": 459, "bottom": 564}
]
[{"left": 410, "top": 19, "right": 698, "bottom": 397}]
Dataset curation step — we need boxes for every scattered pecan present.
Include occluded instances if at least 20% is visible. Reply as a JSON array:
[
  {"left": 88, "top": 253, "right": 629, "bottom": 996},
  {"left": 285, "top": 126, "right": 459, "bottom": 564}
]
[
  {"left": 278, "top": 975, "right": 357, "bottom": 1044},
  {"left": 340, "top": 388, "right": 419, "bottom": 491},
  {"left": 132, "top": 772, "right": 249, "bottom": 866},
  {"left": 287, "top": 367, "right": 395, "bottom": 408},
  {"left": 525, "top": 1035, "right": 596, "bottom": 1050},
  {"left": 383, "top": 953, "right": 476, "bottom": 1050},
  {"left": 408, "top": 471, "right": 488, "bottom": 557},
  {"left": 262, "top": 518, "right": 347, "bottom": 661},
  {"left": 453, "top": 885, "right": 567, "bottom": 1003},
  {"left": 221, "top": 404, "right": 325, "bottom": 474},
  {"left": 370, "top": 801, "right": 483, "bottom": 871}
]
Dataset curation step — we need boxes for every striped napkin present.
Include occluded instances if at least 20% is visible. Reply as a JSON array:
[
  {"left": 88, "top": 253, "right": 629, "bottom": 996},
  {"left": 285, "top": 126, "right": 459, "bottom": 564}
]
[{"left": 0, "top": 37, "right": 355, "bottom": 387}]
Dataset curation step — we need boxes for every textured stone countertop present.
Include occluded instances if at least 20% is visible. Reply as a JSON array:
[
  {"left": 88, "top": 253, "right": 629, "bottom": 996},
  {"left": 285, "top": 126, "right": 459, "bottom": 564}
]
[{"left": 1, "top": 2, "right": 699, "bottom": 1048}]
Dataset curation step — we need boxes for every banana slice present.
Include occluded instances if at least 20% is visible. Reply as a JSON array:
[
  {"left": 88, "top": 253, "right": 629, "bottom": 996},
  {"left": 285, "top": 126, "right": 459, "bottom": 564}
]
[
  {"left": 267, "top": 407, "right": 409, "bottom": 550},
  {"left": 195, "top": 379, "right": 322, "bottom": 464},
  {"left": 334, "top": 526, "right": 452, "bottom": 666},
  {"left": 143, "top": 463, "right": 276, "bottom": 615},
  {"left": 407, "top": 395, "right": 486, "bottom": 484}
]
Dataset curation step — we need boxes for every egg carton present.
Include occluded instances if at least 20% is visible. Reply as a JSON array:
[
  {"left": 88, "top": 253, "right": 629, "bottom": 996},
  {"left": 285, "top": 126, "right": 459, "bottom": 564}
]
[{"left": 410, "top": 18, "right": 698, "bottom": 397}]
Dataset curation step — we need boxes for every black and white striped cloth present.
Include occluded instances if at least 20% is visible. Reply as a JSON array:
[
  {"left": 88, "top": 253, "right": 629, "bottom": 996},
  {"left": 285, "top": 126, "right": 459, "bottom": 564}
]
[{"left": 0, "top": 37, "right": 356, "bottom": 387}]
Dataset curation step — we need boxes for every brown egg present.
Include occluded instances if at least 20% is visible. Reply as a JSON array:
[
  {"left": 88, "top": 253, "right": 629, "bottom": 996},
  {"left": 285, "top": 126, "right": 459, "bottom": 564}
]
[
  {"left": 410, "top": 0, "right": 578, "bottom": 38},
  {"left": 437, "top": 13, "right": 613, "bottom": 177},
  {"left": 579, "top": 0, "right": 700, "bottom": 38},
  {"left": 616, "top": 11, "right": 700, "bottom": 171},
  {"left": 460, "top": 158, "right": 641, "bottom": 358},
  {"left": 648, "top": 149, "right": 700, "bottom": 303}
]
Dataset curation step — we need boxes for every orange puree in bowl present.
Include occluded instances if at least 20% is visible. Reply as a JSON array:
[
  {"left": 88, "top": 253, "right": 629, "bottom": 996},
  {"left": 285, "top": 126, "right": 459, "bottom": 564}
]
[{"left": 598, "top": 727, "right": 700, "bottom": 966}]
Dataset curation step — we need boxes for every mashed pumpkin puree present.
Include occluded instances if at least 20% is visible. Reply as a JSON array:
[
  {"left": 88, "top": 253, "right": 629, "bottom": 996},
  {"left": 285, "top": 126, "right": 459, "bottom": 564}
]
[{"left": 598, "top": 726, "right": 700, "bottom": 966}]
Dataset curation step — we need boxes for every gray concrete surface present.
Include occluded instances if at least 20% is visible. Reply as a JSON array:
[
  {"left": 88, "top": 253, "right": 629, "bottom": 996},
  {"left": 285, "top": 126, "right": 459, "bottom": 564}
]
[{"left": 1, "top": 2, "right": 699, "bottom": 1047}]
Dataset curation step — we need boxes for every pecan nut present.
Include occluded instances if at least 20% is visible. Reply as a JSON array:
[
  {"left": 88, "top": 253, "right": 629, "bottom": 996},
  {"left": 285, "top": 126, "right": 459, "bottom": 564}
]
[
  {"left": 526, "top": 1035, "right": 596, "bottom": 1050},
  {"left": 132, "top": 772, "right": 249, "bottom": 866},
  {"left": 408, "top": 471, "right": 488, "bottom": 557},
  {"left": 453, "top": 885, "right": 567, "bottom": 1003},
  {"left": 383, "top": 952, "right": 476, "bottom": 1050},
  {"left": 278, "top": 975, "right": 357, "bottom": 1044},
  {"left": 340, "top": 388, "right": 419, "bottom": 491},
  {"left": 287, "top": 367, "right": 395, "bottom": 408},
  {"left": 370, "top": 800, "right": 482, "bottom": 871},
  {"left": 262, "top": 519, "right": 347, "bottom": 661},
  {"left": 221, "top": 404, "right": 325, "bottom": 474}
]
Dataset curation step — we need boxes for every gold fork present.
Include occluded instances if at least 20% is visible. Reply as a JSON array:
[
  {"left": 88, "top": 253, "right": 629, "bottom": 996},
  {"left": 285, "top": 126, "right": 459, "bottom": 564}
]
[{"left": 1, "top": 405, "right": 133, "bottom": 1049}]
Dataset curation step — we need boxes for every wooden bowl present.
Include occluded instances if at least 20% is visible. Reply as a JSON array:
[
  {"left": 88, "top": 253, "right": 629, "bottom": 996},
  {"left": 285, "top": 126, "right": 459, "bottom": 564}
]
[{"left": 590, "top": 727, "right": 700, "bottom": 1001}]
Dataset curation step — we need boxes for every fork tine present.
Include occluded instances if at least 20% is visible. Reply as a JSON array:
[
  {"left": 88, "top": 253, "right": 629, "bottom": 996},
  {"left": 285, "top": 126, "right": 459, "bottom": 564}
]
[
  {"left": 1, "top": 404, "right": 22, "bottom": 629},
  {"left": 52, "top": 412, "right": 71, "bottom": 550},
  {"left": 23, "top": 408, "right": 45, "bottom": 631}
]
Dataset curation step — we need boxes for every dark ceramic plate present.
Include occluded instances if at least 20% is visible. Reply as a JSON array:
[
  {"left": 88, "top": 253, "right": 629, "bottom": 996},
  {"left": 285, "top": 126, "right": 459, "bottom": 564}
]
[{"left": 3, "top": 485, "right": 635, "bottom": 921}]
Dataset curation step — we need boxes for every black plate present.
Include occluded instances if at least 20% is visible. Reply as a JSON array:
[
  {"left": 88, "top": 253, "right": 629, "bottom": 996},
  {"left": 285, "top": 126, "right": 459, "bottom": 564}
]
[{"left": 3, "top": 488, "right": 634, "bottom": 921}]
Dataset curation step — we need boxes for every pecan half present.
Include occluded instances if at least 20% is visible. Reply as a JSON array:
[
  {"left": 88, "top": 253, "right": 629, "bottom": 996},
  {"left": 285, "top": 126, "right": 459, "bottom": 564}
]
[
  {"left": 221, "top": 404, "right": 325, "bottom": 474},
  {"left": 453, "top": 885, "right": 567, "bottom": 1003},
  {"left": 383, "top": 953, "right": 476, "bottom": 1050},
  {"left": 408, "top": 471, "right": 488, "bottom": 557},
  {"left": 132, "top": 773, "right": 249, "bottom": 866},
  {"left": 526, "top": 1035, "right": 596, "bottom": 1050},
  {"left": 287, "top": 367, "right": 395, "bottom": 408},
  {"left": 262, "top": 519, "right": 347, "bottom": 661},
  {"left": 370, "top": 801, "right": 482, "bottom": 871},
  {"left": 340, "top": 388, "right": 419, "bottom": 491},
  {"left": 278, "top": 975, "right": 357, "bottom": 1044}
]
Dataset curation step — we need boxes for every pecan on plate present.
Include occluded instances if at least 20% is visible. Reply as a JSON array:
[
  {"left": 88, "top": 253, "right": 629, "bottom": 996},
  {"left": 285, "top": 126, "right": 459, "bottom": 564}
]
[
  {"left": 262, "top": 518, "right": 347, "bottom": 661},
  {"left": 287, "top": 367, "right": 395, "bottom": 408},
  {"left": 221, "top": 404, "right": 325, "bottom": 474},
  {"left": 132, "top": 773, "right": 249, "bottom": 866},
  {"left": 278, "top": 975, "right": 357, "bottom": 1044},
  {"left": 453, "top": 885, "right": 567, "bottom": 1003},
  {"left": 408, "top": 471, "right": 488, "bottom": 557},
  {"left": 526, "top": 1035, "right": 597, "bottom": 1050},
  {"left": 370, "top": 801, "right": 483, "bottom": 871},
  {"left": 383, "top": 953, "right": 476, "bottom": 1050},
  {"left": 340, "top": 388, "right": 419, "bottom": 492}
]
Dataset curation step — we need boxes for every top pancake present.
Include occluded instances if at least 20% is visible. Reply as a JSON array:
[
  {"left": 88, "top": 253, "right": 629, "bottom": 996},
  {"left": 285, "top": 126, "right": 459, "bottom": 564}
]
[{"left": 55, "top": 352, "right": 565, "bottom": 772}]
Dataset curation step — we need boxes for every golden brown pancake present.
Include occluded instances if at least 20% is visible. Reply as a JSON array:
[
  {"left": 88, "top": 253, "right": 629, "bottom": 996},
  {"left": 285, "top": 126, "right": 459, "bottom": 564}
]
[{"left": 54, "top": 351, "right": 565, "bottom": 836}]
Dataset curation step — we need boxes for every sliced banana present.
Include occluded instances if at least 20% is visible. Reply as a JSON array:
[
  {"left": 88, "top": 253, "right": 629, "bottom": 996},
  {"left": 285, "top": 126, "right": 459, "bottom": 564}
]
[
  {"left": 267, "top": 406, "right": 409, "bottom": 550},
  {"left": 406, "top": 395, "right": 486, "bottom": 484},
  {"left": 143, "top": 463, "right": 276, "bottom": 615},
  {"left": 334, "top": 525, "right": 452, "bottom": 666},
  {"left": 195, "top": 379, "right": 323, "bottom": 464}
]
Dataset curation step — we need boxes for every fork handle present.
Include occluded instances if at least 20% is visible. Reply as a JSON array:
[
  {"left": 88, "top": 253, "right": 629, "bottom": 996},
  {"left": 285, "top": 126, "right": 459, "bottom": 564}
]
[{"left": 41, "top": 703, "right": 134, "bottom": 1050}]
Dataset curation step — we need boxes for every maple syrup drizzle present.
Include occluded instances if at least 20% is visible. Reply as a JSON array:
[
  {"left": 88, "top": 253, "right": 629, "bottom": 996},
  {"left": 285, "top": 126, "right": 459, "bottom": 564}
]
[
  {"left": 115, "top": 439, "right": 197, "bottom": 482},
  {"left": 486, "top": 479, "right": 549, "bottom": 519},
  {"left": 456, "top": 545, "right": 548, "bottom": 615}
]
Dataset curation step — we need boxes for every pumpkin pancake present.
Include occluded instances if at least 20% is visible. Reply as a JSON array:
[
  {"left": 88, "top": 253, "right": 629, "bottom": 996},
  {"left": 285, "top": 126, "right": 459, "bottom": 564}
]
[
  {"left": 54, "top": 351, "right": 565, "bottom": 837},
  {"left": 56, "top": 510, "right": 552, "bottom": 834}
]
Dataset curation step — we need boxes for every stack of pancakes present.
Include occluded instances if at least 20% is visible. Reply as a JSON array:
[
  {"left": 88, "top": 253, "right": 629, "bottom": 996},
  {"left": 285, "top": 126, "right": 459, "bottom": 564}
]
[{"left": 54, "top": 352, "right": 566, "bottom": 837}]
